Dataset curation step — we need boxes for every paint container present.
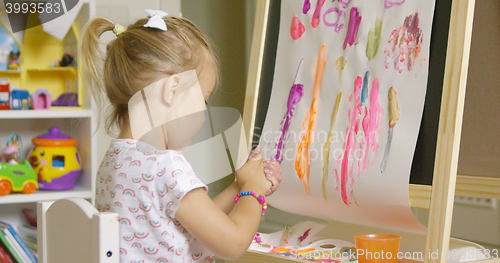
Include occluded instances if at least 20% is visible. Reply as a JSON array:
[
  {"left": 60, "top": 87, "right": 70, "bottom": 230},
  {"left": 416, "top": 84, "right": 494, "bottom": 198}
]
[{"left": 354, "top": 234, "right": 401, "bottom": 263}]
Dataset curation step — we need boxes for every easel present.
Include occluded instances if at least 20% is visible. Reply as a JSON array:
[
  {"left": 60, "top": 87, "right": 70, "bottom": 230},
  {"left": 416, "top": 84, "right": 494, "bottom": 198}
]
[{"left": 238, "top": 0, "right": 500, "bottom": 262}]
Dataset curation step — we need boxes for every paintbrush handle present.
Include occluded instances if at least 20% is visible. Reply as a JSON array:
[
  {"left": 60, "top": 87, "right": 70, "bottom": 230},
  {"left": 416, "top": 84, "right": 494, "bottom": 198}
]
[{"left": 281, "top": 228, "right": 289, "bottom": 247}]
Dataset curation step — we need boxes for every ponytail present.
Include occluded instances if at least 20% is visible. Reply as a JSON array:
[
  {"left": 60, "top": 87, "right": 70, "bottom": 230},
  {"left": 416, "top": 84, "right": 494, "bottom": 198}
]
[{"left": 80, "top": 18, "right": 114, "bottom": 131}]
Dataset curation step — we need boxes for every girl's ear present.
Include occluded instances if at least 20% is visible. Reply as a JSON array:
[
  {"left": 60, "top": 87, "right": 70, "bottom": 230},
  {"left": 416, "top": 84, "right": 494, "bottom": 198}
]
[{"left": 163, "top": 74, "right": 181, "bottom": 106}]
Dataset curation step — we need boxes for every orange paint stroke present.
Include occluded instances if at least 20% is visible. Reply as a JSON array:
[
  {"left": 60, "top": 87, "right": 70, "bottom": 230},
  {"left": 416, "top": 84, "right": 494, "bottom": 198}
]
[{"left": 295, "top": 45, "right": 327, "bottom": 195}]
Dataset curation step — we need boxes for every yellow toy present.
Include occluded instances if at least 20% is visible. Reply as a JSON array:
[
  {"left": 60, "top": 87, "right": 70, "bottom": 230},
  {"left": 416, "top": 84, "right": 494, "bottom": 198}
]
[{"left": 29, "top": 127, "right": 81, "bottom": 190}]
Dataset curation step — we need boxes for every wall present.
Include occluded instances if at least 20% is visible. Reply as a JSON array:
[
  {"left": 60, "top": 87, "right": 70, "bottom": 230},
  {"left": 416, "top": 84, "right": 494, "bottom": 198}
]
[
  {"left": 180, "top": 0, "right": 253, "bottom": 196},
  {"left": 181, "top": 0, "right": 248, "bottom": 115}
]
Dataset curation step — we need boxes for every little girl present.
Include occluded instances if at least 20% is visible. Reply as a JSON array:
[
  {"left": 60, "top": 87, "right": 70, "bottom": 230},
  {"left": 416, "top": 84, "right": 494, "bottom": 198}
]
[{"left": 81, "top": 10, "right": 282, "bottom": 263}]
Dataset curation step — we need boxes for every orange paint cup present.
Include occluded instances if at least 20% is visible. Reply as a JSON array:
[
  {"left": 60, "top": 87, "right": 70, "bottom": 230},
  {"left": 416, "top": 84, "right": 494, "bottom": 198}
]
[{"left": 354, "top": 234, "right": 401, "bottom": 263}]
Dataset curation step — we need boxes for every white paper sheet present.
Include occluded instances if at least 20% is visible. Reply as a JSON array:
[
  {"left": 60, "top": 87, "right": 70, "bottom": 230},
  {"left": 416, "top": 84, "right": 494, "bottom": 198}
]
[{"left": 260, "top": 0, "right": 435, "bottom": 233}]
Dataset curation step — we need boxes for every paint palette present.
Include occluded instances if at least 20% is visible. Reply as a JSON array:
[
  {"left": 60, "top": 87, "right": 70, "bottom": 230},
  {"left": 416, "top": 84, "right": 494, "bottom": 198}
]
[{"left": 269, "top": 239, "right": 357, "bottom": 262}]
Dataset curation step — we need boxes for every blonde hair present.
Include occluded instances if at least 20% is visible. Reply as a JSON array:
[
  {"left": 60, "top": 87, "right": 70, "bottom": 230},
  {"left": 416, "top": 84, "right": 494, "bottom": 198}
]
[{"left": 80, "top": 16, "right": 219, "bottom": 135}]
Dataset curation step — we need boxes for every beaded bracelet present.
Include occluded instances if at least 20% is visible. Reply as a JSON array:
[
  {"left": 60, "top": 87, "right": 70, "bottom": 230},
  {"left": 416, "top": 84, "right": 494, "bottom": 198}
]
[{"left": 234, "top": 191, "right": 267, "bottom": 217}]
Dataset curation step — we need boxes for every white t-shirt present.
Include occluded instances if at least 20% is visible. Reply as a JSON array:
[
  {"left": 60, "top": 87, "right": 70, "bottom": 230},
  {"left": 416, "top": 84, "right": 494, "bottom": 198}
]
[{"left": 95, "top": 139, "right": 215, "bottom": 263}]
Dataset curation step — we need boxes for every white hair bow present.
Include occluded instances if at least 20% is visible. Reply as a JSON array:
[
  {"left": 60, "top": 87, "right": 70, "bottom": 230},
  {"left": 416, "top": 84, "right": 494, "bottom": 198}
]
[{"left": 144, "top": 9, "right": 169, "bottom": 31}]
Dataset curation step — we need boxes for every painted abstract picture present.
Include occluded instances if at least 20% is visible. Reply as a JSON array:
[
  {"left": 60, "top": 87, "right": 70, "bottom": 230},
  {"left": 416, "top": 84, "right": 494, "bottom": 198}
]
[{"left": 260, "top": 0, "right": 435, "bottom": 232}]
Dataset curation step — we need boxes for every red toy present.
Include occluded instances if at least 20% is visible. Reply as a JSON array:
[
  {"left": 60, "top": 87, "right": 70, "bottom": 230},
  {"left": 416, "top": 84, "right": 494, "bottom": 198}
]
[{"left": 0, "top": 79, "right": 9, "bottom": 110}]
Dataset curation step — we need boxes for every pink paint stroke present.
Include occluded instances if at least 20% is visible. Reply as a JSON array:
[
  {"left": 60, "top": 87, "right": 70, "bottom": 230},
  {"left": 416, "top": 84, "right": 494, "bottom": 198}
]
[
  {"left": 323, "top": 7, "right": 345, "bottom": 32},
  {"left": 385, "top": 0, "right": 406, "bottom": 9},
  {"left": 311, "top": 0, "right": 326, "bottom": 29},
  {"left": 343, "top": 7, "right": 362, "bottom": 50},
  {"left": 337, "top": 76, "right": 363, "bottom": 205},
  {"left": 273, "top": 60, "right": 304, "bottom": 164},
  {"left": 291, "top": 16, "right": 306, "bottom": 40},
  {"left": 335, "top": 77, "right": 384, "bottom": 206},
  {"left": 334, "top": 169, "right": 339, "bottom": 191},
  {"left": 361, "top": 77, "right": 384, "bottom": 173}
]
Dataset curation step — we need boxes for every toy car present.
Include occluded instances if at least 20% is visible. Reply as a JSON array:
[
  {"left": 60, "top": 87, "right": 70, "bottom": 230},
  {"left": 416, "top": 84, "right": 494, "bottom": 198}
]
[{"left": 0, "top": 159, "right": 38, "bottom": 195}]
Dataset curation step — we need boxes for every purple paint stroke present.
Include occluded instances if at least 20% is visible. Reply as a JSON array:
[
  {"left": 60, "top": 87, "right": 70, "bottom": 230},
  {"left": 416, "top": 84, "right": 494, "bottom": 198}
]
[
  {"left": 303, "top": 0, "right": 311, "bottom": 14},
  {"left": 298, "top": 228, "right": 311, "bottom": 242},
  {"left": 385, "top": 0, "right": 406, "bottom": 9},
  {"left": 343, "top": 7, "right": 362, "bottom": 50},
  {"left": 323, "top": 7, "right": 345, "bottom": 32},
  {"left": 273, "top": 60, "right": 304, "bottom": 164},
  {"left": 338, "top": 0, "right": 352, "bottom": 9}
]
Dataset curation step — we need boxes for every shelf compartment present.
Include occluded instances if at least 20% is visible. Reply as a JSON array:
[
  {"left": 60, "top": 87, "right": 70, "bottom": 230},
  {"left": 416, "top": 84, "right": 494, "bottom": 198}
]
[
  {"left": 0, "top": 108, "right": 91, "bottom": 119},
  {"left": 0, "top": 186, "right": 93, "bottom": 204}
]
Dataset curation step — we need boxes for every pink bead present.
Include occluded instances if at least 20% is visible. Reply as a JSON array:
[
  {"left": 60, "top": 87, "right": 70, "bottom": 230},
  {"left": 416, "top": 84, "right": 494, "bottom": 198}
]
[{"left": 234, "top": 191, "right": 268, "bottom": 216}]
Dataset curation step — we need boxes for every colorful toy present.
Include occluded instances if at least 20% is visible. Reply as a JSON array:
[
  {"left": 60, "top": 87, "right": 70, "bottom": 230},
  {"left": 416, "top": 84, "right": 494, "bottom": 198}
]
[
  {"left": 3, "top": 145, "right": 19, "bottom": 164},
  {"left": 11, "top": 89, "right": 30, "bottom": 110},
  {"left": 8, "top": 51, "right": 20, "bottom": 70},
  {"left": 31, "top": 88, "right": 52, "bottom": 110},
  {"left": 29, "top": 127, "right": 82, "bottom": 190},
  {"left": 0, "top": 133, "right": 38, "bottom": 195},
  {"left": 7, "top": 133, "right": 22, "bottom": 161},
  {"left": 0, "top": 159, "right": 38, "bottom": 195},
  {"left": 52, "top": 92, "right": 77, "bottom": 107},
  {"left": 0, "top": 78, "right": 9, "bottom": 110},
  {"left": 51, "top": 53, "right": 73, "bottom": 67}
]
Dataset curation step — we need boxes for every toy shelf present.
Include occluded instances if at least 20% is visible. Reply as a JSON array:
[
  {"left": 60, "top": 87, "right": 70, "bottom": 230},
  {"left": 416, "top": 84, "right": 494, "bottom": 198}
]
[
  {"left": 0, "top": 187, "right": 93, "bottom": 205},
  {"left": 0, "top": 108, "right": 92, "bottom": 119},
  {"left": 0, "top": 70, "right": 21, "bottom": 75},
  {"left": 0, "top": 0, "right": 96, "bottom": 232},
  {"left": 26, "top": 67, "right": 77, "bottom": 78}
]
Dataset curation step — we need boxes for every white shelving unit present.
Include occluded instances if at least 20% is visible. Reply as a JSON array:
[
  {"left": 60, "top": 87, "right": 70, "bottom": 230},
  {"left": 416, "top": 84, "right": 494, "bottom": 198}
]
[
  {"left": 0, "top": 109, "right": 93, "bottom": 119},
  {"left": 0, "top": 111, "right": 97, "bottom": 232},
  {"left": 0, "top": 0, "right": 96, "bottom": 232}
]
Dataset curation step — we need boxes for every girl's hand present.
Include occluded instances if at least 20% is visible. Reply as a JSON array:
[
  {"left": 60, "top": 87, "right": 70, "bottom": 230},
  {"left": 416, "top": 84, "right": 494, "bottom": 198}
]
[
  {"left": 245, "top": 146, "right": 283, "bottom": 196},
  {"left": 235, "top": 153, "right": 271, "bottom": 195},
  {"left": 237, "top": 146, "right": 283, "bottom": 195},
  {"left": 264, "top": 160, "right": 282, "bottom": 196}
]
